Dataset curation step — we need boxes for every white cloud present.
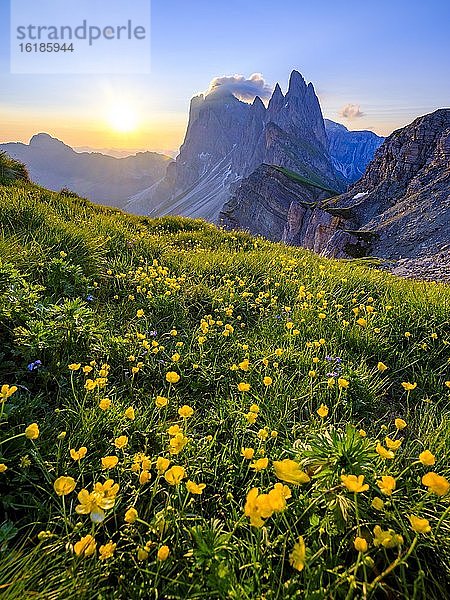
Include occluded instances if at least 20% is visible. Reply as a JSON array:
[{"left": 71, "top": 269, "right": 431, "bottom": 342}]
[
  {"left": 340, "top": 103, "right": 364, "bottom": 119},
  {"left": 205, "top": 73, "right": 272, "bottom": 102}
]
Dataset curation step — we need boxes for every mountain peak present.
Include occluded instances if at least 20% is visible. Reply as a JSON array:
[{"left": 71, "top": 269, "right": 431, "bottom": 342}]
[
  {"left": 30, "top": 133, "right": 70, "bottom": 150},
  {"left": 267, "top": 83, "right": 284, "bottom": 115},
  {"left": 287, "top": 70, "right": 307, "bottom": 96}
]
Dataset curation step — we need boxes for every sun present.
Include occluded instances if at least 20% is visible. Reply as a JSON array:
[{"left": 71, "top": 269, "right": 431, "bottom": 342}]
[{"left": 107, "top": 104, "right": 139, "bottom": 133}]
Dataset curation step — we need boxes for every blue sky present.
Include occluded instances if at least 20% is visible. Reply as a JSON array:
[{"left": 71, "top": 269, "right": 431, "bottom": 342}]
[{"left": 1, "top": 0, "right": 449, "bottom": 153}]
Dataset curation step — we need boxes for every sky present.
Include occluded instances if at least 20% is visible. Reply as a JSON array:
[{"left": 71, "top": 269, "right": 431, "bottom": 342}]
[{"left": 0, "top": 0, "right": 449, "bottom": 156}]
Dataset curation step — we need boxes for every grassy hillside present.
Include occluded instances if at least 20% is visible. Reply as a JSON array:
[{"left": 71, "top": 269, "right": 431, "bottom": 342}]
[{"left": 0, "top": 180, "right": 449, "bottom": 599}]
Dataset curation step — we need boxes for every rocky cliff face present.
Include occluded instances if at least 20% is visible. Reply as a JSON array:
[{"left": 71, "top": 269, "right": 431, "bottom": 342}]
[
  {"left": 222, "top": 109, "right": 450, "bottom": 280},
  {"left": 324, "top": 120, "right": 384, "bottom": 184},
  {"left": 141, "top": 70, "right": 343, "bottom": 222}
]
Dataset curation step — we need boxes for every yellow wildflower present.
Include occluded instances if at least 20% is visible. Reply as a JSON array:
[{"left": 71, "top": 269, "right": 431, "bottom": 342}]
[
  {"left": 395, "top": 418, "right": 407, "bottom": 430},
  {"left": 317, "top": 404, "right": 329, "bottom": 418},
  {"left": 354, "top": 537, "right": 368, "bottom": 552},
  {"left": 156, "top": 457, "right": 170, "bottom": 474},
  {"left": 373, "top": 525, "right": 403, "bottom": 548},
  {"left": 409, "top": 515, "right": 431, "bottom": 533},
  {"left": 186, "top": 480, "right": 206, "bottom": 495},
  {"left": 401, "top": 382, "right": 417, "bottom": 391},
  {"left": 422, "top": 472, "right": 450, "bottom": 496},
  {"left": 377, "top": 362, "right": 388, "bottom": 372},
  {"left": 156, "top": 395, "right": 168, "bottom": 408},
  {"left": 157, "top": 545, "right": 170, "bottom": 561},
  {"left": 263, "top": 376, "right": 273, "bottom": 386},
  {"left": 289, "top": 536, "right": 306, "bottom": 571},
  {"left": 0, "top": 463, "right": 7, "bottom": 473},
  {"left": 101, "top": 456, "right": 119, "bottom": 469},
  {"left": 274, "top": 459, "right": 310, "bottom": 485},
  {"left": 359, "top": 429, "right": 367, "bottom": 437},
  {"left": 74, "top": 534, "right": 96, "bottom": 557},
  {"left": 76, "top": 479, "right": 119, "bottom": 523},
  {"left": 166, "top": 372, "right": 180, "bottom": 384},
  {"left": 124, "top": 407, "right": 135, "bottom": 420},
  {"left": 178, "top": 405, "right": 194, "bottom": 418},
  {"left": 70, "top": 447, "right": 87, "bottom": 461},
  {"left": 99, "top": 398, "right": 111, "bottom": 411},
  {"left": 164, "top": 465, "right": 186, "bottom": 485},
  {"left": 419, "top": 450, "right": 435, "bottom": 466},
  {"left": 385, "top": 436, "right": 402, "bottom": 450},
  {"left": 125, "top": 507, "right": 138, "bottom": 523},
  {"left": 338, "top": 378, "right": 349, "bottom": 389},
  {"left": 136, "top": 309, "right": 144, "bottom": 318},
  {"left": 250, "top": 457, "right": 269, "bottom": 472},
  {"left": 69, "top": 363, "right": 81, "bottom": 371},
  {"left": 53, "top": 476, "right": 76, "bottom": 496},
  {"left": 241, "top": 447, "right": 255, "bottom": 460},
  {"left": 377, "top": 475, "right": 396, "bottom": 495},
  {"left": 114, "top": 436, "right": 128, "bottom": 449},
  {"left": 371, "top": 497, "right": 384, "bottom": 510},
  {"left": 238, "top": 382, "right": 250, "bottom": 392},
  {"left": 25, "top": 423, "right": 39, "bottom": 440},
  {"left": 99, "top": 541, "right": 116, "bottom": 560},
  {"left": 376, "top": 443, "right": 395, "bottom": 459},
  {"left": 341, "top": 474, "right": 369, "bottom": 493}
]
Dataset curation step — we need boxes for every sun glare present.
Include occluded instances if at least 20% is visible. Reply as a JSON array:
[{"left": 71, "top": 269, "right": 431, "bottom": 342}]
[{"left": 107, "top": 104, "right": 139, "bottom": 133}]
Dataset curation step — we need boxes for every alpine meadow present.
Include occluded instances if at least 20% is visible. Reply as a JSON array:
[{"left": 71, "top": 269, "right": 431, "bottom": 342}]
[{"left": 0, "top": 156, "right": 450, "bottom": 599}]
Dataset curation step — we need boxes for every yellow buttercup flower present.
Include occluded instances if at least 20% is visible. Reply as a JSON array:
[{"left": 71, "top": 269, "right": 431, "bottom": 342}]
[
  {"left": 356, "top": 318, "right": 367, "bottom": 327},
  {"left": 178, "top": 405, "right": 194, "bottom": 418},
  {"left": 394, "top": 418, "right": 407, "bottom": 430},
  {"left": 359, "top": 429, "right": 367, "bottom": 437},
  {"left": 0, "top": 463, "right": 7, "bottom": 473},
  {"left": 289, "top": 536, "right": 306, "bottom": 571},
  {"left": 338, "top": 378, "right": 349, "bottom": 389},
  {"left": 246, "top": 412, "right": 257, "bottom": 424},
  {"left": 263, "top": 376, "right": 273, "bottom": 386},
  {"left": 241, "top": 447, "right": 255, "bottom": 460},
  {"left": 376, "top": 443, "right": 394, "bottom": 459},
  {"left": 250, "top": 457, "right": 269, "bottom": 472},
  {"left": 157, "top": 545, "right": 170, "bottom": 561},
  {"left": 70, "top": 447, "right": 87, "bottom": 461},
  {"left": 168, "top": 432, "right": 189, "bottom": 455},
  {"left": 238, "top": 382, "right": 250, "bottom": 392},
  {"left": 114, "top": 436, "right": 128, "bottom": 449},
  {"left": 76, "top": 479, "right": 119, "bottom": 523},
  {"left": 68, "top": 363, "right": 81, "bottom": 371},
  {"left": 137, "top": 547, "right": 149, "bottom": 561},
  {"left": 99, "top": 541, "right": 116, "bottom": 560},
  {"left": 409, "top": 515, "right": 431, "bottom": 533},
  {"left": 445, "top": 381, "right": 450, "bottom": 389},
  {"left": 377, "top": 475, "right": 396, "bottom": 495},
  {"left": 139, "top": 470, "right": 151, "bottom": 485},
  {"left": 136, "top": 309, "right": 144, "bottom": 318},
  {"left": 354, "top": 537, "right": 368, "bottom": 552},
  {"left": 155, "top": 395, "right": 168, "bottom": 408},
  {"left": 257, "top": 428, "right": 269, "bottom": 440},
  {"left": 99, "top": 398, "right": 111, "bottom": 411},
  {"left": 385, "top": 436, "right": 402, "bottom": 450},
  {"left": 373, "top": 525, "right": 403, "bottom": 548},
  {"left": 1, "top": 384, "right": 18, "bottom": 400},
  {"left": 164, "top": 465, "right": 186, "bottom": 485},
  {"left": 317, "top": 404, "right": 329, "bottom": 418},
  {"left": 167, "top": 424, "right": 182, "bottom": 436},
  {"left": 419, "top": 450, "right": 435, "bottom": 466},
  {"left": 74, "top": 534, "right": 96, "bottom": 557},
  {"left": 401, "top": 382, "right": 417, "bottom": 391},
  {"left": 101, "top": 456, "right": 119, "bottom": 469},
  {"left": 274, "top": 459, "right": 310, "bottom": 485},
  {"left": 422, "top": 472, "right": 450, "bottom": 496},
  {"left": 54, "top": 476, "right": 76, "bottom": 496},
  {"left": 166, "top": 372, "right": 180, "bottom": 384},
  {"left": 124, "top": 407, "right": 135, "bottom": 420},
  {"left": 249, "top": 404, "right": 259, "bottom": 413},
  {"left": 371, "top": 497, "right": 384, "bottom": 510},
  {"left": 341, "top": 474, "right": 369, "bottom": 493},
  {"left": 156, "top": 457, "right": 170, "bottom": 474},
  {"left": 186, "top": 480, "right": 206, "bottom": 495},
  {"left": 125, "top": 507, "right": 138, "bottom": 523},
  {"left": 25, "top": 423, "right": 39, "bottom": 440},
  {"left": 377, "top": 362, "right": 388, "bottom": 372}
]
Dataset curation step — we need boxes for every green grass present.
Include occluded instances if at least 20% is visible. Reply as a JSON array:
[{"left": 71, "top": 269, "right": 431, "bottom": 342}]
[
  {"left": 0, "top": 180, "right": 449, "bottom": 599},
  {"left": 270, "top": 164, "right": 340, "bottom": 195}
]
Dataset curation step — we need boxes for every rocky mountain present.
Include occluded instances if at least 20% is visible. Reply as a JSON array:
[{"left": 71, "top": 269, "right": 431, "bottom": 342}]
[
  {"left": 222, "top": 109, "right": 450, "bottom": 281},
  {"left": 324, "top": 119, "right": 384, "bottom": 184},
  {"left": 0, "top": 134, "right": 172, "bottom": 208},
  {"left": 133, "top": 70, "right": 344, "bottom": 221}
]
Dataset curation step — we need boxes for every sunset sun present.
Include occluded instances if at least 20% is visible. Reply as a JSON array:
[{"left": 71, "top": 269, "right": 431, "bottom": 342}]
[{"left": 107, "top": 104, "right": 139, "bottom": 133}]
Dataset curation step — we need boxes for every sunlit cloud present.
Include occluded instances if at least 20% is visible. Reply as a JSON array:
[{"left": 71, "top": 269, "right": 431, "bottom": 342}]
[
  {"left": 205, "top": 73, "right": 273, "bottom": 102},
  {"left": 340, "top": 103, "right": 364, "bottom": 119}
]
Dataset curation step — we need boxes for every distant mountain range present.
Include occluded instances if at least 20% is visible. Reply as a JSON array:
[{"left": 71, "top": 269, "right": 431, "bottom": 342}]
[
  {"left": 0, "top": 134, "right": 172, "bottom": 208},
  {"left": 127, "top": 70, "right": 384, "bottom": 219}
]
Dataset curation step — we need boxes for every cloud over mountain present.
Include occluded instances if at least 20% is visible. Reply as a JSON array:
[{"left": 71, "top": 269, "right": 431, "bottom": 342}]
[
  {"left": 205, "top": 73, "right": 273, "bottom": 102},
  {"left": 340, "top": 103, "right": 364, "bottom": 119}
]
